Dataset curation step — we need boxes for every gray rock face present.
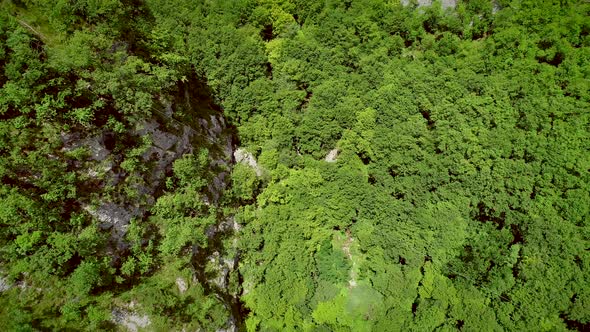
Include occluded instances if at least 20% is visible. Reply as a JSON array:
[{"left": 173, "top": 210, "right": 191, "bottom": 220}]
[
  {"left": 401, "top": 0, "right": 457, "bottom": 9},
  {"left": 111, "top": 308, "right": 151, "bottom": 332},
  {"left": 83, "top": 203, "right": 140, "bottom": 250},
  {"left": 207, "top": 251, "right": 234, "bottom": 290},
  {"left": 176, "top": 277, "right": 188, "bottom": 294},
  {"left": 492, "top": 0, "right": 501, "bottom": 14},
  {"left": 234, "top": 148, "right": 263, "bottom": 176},
  {"left": 325, "top": 148, "right": 339, "bottom": 162},
  {"left": 60, "top": 83, "right": 240, "bottom": 329},
  {"left": 216, "top": 320, "right": 237, "bottom": 332},
  {"left": 136, "top": 119, "right": 194, "bottom": 192},
  {"left": 441, "top": 0, "right": 457, "bottom": 9},
  {"left": 194, "top": 112, "right": 234, "bottom": 203},
  {"left": 85, "top": 203, "right": 138, "bottom": 227},
  {"left": 401, "top": 0, "right": 501, "bottom": 11},
  {"left": 219, "top": 217, "right": 241, "bottom": 233},
  {"left": 61, "top": 133, "right": 110, "bottom": 161},
  {"left": 151, "top": 130, "right": 177, "bottom": 151},
  {"left": 65, "top": 94, "right": 235, "bottom": 250},
  {"left": 0, "top": 276, "right": 11, "bottom": 292}
]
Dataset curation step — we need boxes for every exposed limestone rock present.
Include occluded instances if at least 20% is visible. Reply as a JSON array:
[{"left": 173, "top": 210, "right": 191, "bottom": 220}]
[
  {"left": 325, "top": 148, "right": 339, "bottom": 162},
  {"left": 72, "top": 102, "right": 234, "bottom": 249},
  {"left": 136, "top": 119, "right": 193, "bottom": 189},
  {"left": 86, "top": 168, "right": 100, "bottom": 178},
  {"left": 153, "top": 130, "right": 177, "bottom": 151},
  {"left": 223, "top": 257, "right": 236, "bottom": 272},
  {"left": 205, "top": 247, "right": 240, "bottom": 292},
  {"left": 60, "top": 82, "right": 241, "bottom": 328},
  {"left": 492, "top": 0, "right": 501, "bottom": 14},
  {"left": 0, "top": 276, "right": 11, "bottom": 292},
  {"left": 83, "top": 203, "right": 140, "bottom": 250},
  {"left": 162, "top": 99, "right": 174, "bottom": 118},
  {"left": 209, "top": 172, "right": 228, "bottom": 203},
  {"left": 86, "top": 137, "right": 111, "bottom": 161},
  {"left": 401, "top": 0, "right": 501, "bottom": 11},
  {"left": 342, "top": 230, "right": 358, "bottom": 289},
  {"left": 401, "top": 0, "right": 457, "bottom": 9},
  {"left": 16, "top": 280, "right": 28, "bottom": 290},
  {"left": 176, "top": 277, "right": 188, "bottom": 294},
  {"left": 216, "top": 320, "right": 237, "bottom": 332},
  {"left": 441, "top": 0, "right": 457, "bottom": 9},
  {"left": 212, "top": 268, "right": 229, "bottom": 290},
  {"left": 85, "top": 160, "right": 113, "bottom": 179},
  {"left": 234, "top": 148, "right": 263, "bottom": 176},
  {"left": 193, "top": 113, "right": 234, "bottom": 203},
  {"left": 209, "top": 115, "right": 223, "bottom": 138},
  {"left": 111, "top": 308, "right": 151, "bottom": 332},
  {"left": 61, "top": 133, "right": 110, "bottom": 161},
  {"left": 219, "top": 216, "right": 241, "bottom": 233},
  {"left": 208, "top": 251, "right": 229, "bottom": 289},
  {"left": 204, "top": 216, "right": 241, "bottom": 242},
  {"left": 241, "top": 280, "right": 253, "bottom": 296}
]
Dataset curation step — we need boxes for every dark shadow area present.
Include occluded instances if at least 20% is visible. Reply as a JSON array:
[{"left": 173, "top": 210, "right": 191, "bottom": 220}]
[
  {"left": 261, "top": 24, "right": 273, "bottom": 41},
  {"left": 560, "top": 313, "right": 590, "bottom": 331},
  {"left": 166, "top": 75, "right": 248, "bottom": 329},
  {"left": 398, "top": 256, "right": 407, "bottom": 265},
  {"left": 456, "top": 320, "right": 464, "bottom": 330},
  {"left": 473, "top": 202, "right": 506, "bottom": 230},
  {"left": 420, "top": 110, "right": 435, "bottom": 129},
  {"left": 509, "top": 224, "right": 524, "bottom": 246}
]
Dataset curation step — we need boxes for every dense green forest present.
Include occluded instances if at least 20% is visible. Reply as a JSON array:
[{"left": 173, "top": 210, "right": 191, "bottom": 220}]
[{"left": 0, "top": 0, "right": 589, "bottom": 331}]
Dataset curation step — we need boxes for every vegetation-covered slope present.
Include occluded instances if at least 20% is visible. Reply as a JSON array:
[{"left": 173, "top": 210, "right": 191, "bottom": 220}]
[{"left": 0, "top": 0, "right": 589, "bottom": 331}]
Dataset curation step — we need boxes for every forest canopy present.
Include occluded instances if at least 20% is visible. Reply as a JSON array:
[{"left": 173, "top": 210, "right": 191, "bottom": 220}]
[{"left": 0, "top": 0, "right": 589, "bottom": 331}]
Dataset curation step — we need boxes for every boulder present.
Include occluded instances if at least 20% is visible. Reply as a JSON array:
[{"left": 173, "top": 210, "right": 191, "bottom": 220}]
[
  {"left": 234, "top": 148, "right": 263, "bottom": 176},
  {"left": 111, "top": 308, "right": 151, "bottom": 332},
  {"left": 325, "top": 148, "right": 339, "bottom": 162}
]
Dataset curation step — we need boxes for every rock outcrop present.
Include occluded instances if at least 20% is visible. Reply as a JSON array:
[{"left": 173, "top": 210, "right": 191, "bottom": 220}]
[
  {"left": 82, "top": 203, "right": 140, "bottom": 250},
  {"left": 61, "top": 84, "right": 235, "bottom": 253},
  {"left": 0, "top": 275, "right": 11, "bottom": 292},
  {"left": 60, "top": 80, "right": 243, "bottom": 331},
  {"left": 401, "top": 0, "right": 502, "bottom": 12},
  {"left": 111, "top": 308, "right": 151, "bottom": 332},
  {"left": 325, "top": 148, "right": 339, "bottom": 163},
  {"left": 234, "top": 148, "right": 263, "bottom": 176},
  {"left": 401, "top": 0, "right": 457, "bottom": 9},
  {"left": 176, "top": 277, "right": 188, "bottom": 294}
]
